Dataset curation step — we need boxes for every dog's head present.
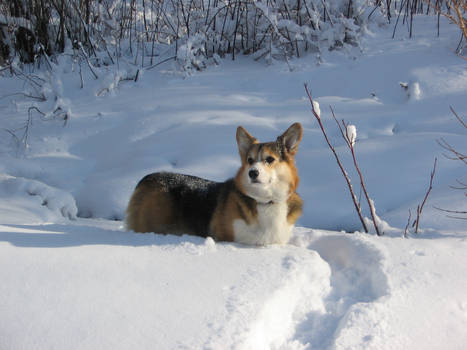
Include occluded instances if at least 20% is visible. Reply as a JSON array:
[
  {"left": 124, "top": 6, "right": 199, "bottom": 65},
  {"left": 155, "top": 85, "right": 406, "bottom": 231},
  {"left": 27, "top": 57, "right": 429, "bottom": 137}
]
[{"left": 235, "top": 123, "right": 303, "bottom": 203}]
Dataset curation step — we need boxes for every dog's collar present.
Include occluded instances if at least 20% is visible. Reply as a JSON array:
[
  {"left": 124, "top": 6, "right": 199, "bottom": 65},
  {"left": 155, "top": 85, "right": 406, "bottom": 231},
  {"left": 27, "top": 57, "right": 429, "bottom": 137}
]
[
  {"left": 232, "top": 180, "right": 280, "bottom": 206},
  {"left": 233, "top": 185, "right": 274, "bottom": 206}
]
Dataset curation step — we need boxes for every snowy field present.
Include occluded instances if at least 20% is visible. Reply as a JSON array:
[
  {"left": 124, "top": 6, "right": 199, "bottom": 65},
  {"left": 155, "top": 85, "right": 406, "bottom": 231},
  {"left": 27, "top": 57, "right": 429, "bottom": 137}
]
[{"left": 1, "top": 16, "right": 467, "bottom": 349}]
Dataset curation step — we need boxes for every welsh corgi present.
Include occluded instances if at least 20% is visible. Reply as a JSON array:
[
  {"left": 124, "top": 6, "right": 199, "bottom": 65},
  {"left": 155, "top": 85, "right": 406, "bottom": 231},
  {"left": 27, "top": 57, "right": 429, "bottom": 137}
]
[{"left": 126, "top": 123, "right": 303, "bottom": 245}]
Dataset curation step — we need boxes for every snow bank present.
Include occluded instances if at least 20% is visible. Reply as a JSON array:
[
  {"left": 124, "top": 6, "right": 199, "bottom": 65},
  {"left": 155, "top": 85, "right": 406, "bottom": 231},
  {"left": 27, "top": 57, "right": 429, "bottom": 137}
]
[
  {"left": 0, "top": 221, "right": 403, "bottom": 350},
  {"left": 4, "top": 222, "right": 463, "bottom": 350},
  {"left": 0, "top": 221, "right": 332, "bottom": 349},
  {"left": 0, "top": 174, "right": 77, "bottom": 223}
]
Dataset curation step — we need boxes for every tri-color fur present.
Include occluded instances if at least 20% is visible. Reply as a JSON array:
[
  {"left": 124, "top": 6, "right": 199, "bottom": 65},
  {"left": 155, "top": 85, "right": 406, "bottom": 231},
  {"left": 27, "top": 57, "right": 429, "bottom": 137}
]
[{"left": 126, "top": 123, "right": 303, "bottom": 245}]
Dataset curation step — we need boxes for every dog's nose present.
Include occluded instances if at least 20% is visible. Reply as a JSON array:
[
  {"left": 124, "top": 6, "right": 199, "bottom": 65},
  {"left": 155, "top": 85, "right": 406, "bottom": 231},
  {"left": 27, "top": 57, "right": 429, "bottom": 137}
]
[{"left": 249, "top": 169, "right": 259, "bottom": 180}]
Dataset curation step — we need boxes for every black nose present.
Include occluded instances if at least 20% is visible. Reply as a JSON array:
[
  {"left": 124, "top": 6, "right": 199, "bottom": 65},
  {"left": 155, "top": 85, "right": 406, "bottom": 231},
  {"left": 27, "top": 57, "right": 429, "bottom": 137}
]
[{"left": 249, "top": 169, "right": 259, "bottom": 180}]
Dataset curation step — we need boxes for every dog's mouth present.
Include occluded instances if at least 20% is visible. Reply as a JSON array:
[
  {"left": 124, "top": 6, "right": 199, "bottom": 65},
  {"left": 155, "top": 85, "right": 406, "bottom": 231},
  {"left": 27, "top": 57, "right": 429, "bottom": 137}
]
[{"left": 249, "top": 178, "right": 273, "bottom": 185}]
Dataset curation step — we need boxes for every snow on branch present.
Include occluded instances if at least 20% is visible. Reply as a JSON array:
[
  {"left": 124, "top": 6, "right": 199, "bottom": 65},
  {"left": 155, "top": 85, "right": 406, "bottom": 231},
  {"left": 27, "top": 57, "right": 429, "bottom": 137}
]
[
  {"left": 0, "top": 15, "right": 34, "bottom": 29},
  {"left": 304, "top": 83, "right": 372, "bottom": 234},
  {"left": 0, "top": 0, "right": 384, "bottom": 68},
  {"left": 329, "top": 106, "right": 382, "bottom": 236}
]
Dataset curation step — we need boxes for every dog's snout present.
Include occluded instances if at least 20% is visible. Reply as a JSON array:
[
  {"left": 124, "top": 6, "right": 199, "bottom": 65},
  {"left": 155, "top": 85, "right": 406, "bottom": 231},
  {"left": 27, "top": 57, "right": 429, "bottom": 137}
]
[{"left": 249, "top": 169, "right": 259, "bottom": 180}]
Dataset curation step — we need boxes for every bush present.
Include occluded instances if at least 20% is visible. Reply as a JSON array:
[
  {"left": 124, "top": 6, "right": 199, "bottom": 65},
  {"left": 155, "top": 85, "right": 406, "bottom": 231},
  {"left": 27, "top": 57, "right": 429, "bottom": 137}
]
[{"left": 0, "top": 0, "right": 388, "bottom": 69}]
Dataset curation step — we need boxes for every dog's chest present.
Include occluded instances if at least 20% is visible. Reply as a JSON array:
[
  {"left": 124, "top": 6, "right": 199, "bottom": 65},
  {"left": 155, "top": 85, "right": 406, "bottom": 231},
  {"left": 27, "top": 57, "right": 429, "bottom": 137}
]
[{"left": 233, "top": 201, "right": 293, "bottom": 245}]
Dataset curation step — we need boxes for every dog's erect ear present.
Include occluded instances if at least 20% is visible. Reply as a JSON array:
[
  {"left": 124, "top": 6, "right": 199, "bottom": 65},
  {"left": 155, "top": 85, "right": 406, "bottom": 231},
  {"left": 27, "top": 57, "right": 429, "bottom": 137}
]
[
  {"left": 236, "top": 126, "right": 257, "bottom": 159},
  {"left": 278, "top": 123, "right": 303, "bottom": 156}
]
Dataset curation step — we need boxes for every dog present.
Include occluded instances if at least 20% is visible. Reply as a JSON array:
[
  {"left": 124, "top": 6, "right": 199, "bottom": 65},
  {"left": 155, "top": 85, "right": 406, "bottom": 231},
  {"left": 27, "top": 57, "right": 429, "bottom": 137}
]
[{"left": 126, "top": 123, "right": 303, "bottom": 245}]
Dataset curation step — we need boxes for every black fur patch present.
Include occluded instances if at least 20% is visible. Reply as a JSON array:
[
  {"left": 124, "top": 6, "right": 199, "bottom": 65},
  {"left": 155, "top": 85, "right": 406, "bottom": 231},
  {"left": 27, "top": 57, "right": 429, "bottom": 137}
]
[
  {"left": 136, "top": 172, "right": 263, "bottom": 237},
  {"left": 137, "top": 172, "right": 224, "bottom": 237}
]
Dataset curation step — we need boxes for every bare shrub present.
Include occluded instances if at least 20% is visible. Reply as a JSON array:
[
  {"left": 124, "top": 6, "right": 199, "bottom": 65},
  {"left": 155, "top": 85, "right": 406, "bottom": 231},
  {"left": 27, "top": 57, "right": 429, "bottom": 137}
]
[
  {"left": 0, "top": 0, "right": 389, "bottom": 69},
  {"left": 408, "top": 158, "right": 437, "bottom": 236},
  {"left": 304, "top": 84, "right": 382, "bottom": 235},
  {"left": 434, "top": 107, "right": 467, "bottom": 220},
  {"left": 425, "top": 0, "right": 467, "bottom": 53}
]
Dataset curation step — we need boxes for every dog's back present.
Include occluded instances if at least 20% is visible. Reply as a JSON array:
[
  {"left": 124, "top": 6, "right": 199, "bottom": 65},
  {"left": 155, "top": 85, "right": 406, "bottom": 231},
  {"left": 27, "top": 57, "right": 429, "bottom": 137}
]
[{"left": 126, "top": 172, "right": 225, "bottom": 236}]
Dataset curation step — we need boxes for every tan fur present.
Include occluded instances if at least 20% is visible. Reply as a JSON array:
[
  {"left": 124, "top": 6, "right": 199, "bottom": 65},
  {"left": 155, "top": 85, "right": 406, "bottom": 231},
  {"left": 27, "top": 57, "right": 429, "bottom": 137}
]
[
  {"left": 286, "top": 192, "right": 303, "bottom": 224},
  {"left": 126, "top": 184, "right": 174, "bottom": 234},
  {"left": 233, "top": 140, "right": 302, "bottom": 226},
  {"left": 210, "top": 190, "right": 257, "bottom": 242}
]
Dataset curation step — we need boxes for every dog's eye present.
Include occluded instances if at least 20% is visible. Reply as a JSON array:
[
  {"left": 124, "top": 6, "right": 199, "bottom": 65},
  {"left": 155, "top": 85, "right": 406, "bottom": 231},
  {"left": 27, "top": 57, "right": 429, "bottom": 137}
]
[
  {"left": 265, "top": 156, "right": 275, "bottom": 164},
  {"left": 247, "top": 157, "right": 254, "bottom": 165}
]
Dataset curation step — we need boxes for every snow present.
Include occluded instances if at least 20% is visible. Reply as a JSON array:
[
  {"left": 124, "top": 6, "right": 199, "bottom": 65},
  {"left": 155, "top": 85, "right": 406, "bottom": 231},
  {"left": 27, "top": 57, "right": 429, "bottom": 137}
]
[
  {"left": 346, "top": 124, "right": 357, "bottom": 147},
  {"left": 0, "top": 222, "right": 328, "bottom": 349},
  {"left": 0, "top": 174, "right": 78, "bottom": 222},
  {"left": 312, "top": 100, "right": 321, "bottom": 118},
  {"left": 409, "top": 81, "right": 422, "bottom": 101},
  {"left": 1, "top": 15, "right": 467, "bottom": 350}
]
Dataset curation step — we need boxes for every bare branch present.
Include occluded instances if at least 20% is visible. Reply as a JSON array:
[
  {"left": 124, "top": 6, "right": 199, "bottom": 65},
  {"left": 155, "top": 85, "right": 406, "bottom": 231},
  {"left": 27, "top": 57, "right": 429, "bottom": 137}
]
[
  {"left": 404, "top": 209, "right": 412, "bottom": 238},
  {"left": 304, "top": 84, "right": 368, "bottom": 233},
  {"left": 450, "top": 106, "right": 467, "bottom": 129},
  {"left": 330, "top": 108, "right": 382, "bottom": 236},
  {"left": 329, "top": 106, "right": 350, "bottom": 147},
  {"left": 434, "top": 206, "right": 467, "bottom": 220},
  {"left": 412, "top": 158, "right": 437, "bottom": 233},
  {"left": 433, "top": 206, "right": 467, "bottom": 215},
  {"left": 145, "top": 56, "right": 177, "bottom": 70},
  {"left": 78, "top": 42, "right": 98, "bottom": 80},
  {"left": 437, "top": 138, "right": 467, "bottom": 164}
]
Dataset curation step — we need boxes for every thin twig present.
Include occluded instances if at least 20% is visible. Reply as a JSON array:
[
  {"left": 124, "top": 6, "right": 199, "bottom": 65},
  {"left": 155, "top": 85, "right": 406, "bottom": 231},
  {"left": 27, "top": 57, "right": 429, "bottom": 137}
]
[
  {"left": 433, "top": 206, "right": 467, "bottom": 215},
  {"left": 330, "top": 107, "right": 382, "bottom": 236},
  {"left": 433, "top": 206, "right": 467, "bottom": 220},
  {"left": 413, "top": 158, "right": 437, "bottom": 233},
  {"left": 437, "top": 138, "right": 467, "bottom": 164},
  {"left": 450, "top": 106, "right": 467, "bottom": 129},
  {"left": 304, "top": 84, "right": 368, "bottom": 233},
  {"left": 404, "top": 209, "right": 412, "bottom": 238},
  {"left": 145, "top": 56, "right": 177, "bottom": 70},
  {"left": 78, "top": 42, "right": 98, "bottom": 79},
  {"left": 78, "top": 58, "right": 84, "bottom": 89},
  {"left": 0, "top": 92, "right": 46, "bottom": 102}
]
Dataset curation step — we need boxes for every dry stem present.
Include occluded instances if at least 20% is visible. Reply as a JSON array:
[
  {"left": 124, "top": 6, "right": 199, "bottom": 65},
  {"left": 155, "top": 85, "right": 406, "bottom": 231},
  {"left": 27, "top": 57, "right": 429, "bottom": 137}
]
[
  {"left": 330, "top": 107, "right": 382, "bottom": 236},
  {"left": 404, "top": 209, "right": 412, "bottom": 238},
  {"left": 304, "top": 84, "right": 369, "bottom": 233},
  {"left": 412, "top": 158, "right": 437, "bottom": 233},
  {"left": 433, "top": 206, "right": 467, "bottom": 220}
]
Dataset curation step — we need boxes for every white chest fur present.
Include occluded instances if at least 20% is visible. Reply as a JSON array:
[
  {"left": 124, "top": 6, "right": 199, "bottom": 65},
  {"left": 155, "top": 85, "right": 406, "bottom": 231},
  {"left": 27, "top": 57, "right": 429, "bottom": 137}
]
[{"left": 233, "top": 201, "right": 293, "bottom": 245}]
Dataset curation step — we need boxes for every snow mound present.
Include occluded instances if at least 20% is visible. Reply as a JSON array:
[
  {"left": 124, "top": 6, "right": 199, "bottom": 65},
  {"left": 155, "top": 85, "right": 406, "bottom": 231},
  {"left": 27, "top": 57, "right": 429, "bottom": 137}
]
[
  {"left": 0, "top": 222, "right": 328, "bottom": 349},
  {"left": 207, "top": 247, "right": 331, "bottom": 349},
  {"left": 291, "top": 228, "right": 389, "bottom": 349},
  {"left": 0, "top": 174, "right": 77, "bottom": 223},
  {"left": 0, "top": 222, "right": 395, "bottom": 350}
]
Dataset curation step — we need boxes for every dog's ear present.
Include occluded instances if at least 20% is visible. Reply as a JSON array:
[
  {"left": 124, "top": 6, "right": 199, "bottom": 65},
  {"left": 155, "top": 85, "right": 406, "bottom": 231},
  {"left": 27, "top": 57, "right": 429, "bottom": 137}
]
[
  {"left": 278, "top": 123, "right": 303, "bottom": 156},
  {"left": 236, "top": 126, "right": 257, "bottom": 159}
]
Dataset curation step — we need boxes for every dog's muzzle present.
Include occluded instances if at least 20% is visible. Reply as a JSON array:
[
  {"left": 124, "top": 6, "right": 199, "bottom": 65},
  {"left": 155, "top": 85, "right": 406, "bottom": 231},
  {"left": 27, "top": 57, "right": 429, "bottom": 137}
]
[{"left": 248, "top": 169, "right": 259, "bottom": 180}]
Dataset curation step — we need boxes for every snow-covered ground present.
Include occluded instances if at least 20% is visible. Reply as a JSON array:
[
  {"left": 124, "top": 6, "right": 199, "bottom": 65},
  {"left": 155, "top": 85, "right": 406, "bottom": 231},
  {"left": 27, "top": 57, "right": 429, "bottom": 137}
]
[{"left": 1, "top": 16, "right": 466, "bottom": 349}]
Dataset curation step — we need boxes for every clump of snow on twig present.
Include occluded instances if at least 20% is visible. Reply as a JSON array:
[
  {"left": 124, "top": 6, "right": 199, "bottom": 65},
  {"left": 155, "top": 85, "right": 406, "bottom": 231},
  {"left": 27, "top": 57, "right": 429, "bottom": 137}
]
[
  {"left": 312, "top": 100, "right": 321, "bottom": 118},
  {"left": 346, "top": 124, "right": 357, "bottom": 146}
]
